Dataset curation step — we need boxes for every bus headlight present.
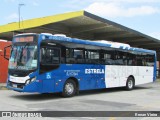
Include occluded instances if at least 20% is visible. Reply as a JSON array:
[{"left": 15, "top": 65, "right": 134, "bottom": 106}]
[
  {"left": 25, "top": 80, "right": 30, "bottom": 85},
  {"left": 31, "top": 77, "right": 36, "bottom": 82},
  {"left": 25, "top": 77, "right": 36, "bottom": 85}
]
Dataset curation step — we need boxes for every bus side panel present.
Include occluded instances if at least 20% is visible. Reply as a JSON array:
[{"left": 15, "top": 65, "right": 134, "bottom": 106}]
[
  {"left": 39, "top": 65, "right": 154, "bottom": 93},
  {"left": 40, "top": 64, "right": 106, "bottom": 93},
  {"left": 38, "top": 72, "right": 55, "bottom": 93},
  {"left": 105, "top": 65, "right": 154, "bottom": 88},
  {"left": 118, "top": 66, "right": 139, "bottom": 87},
  {"left": 57, "top": 64, "right": 106, "bottom": 91},
  {"left": 80, "top": 64, "right": 106, "bottom": 90},
  {"left": 105, "top": 65, "right": 120, "bottom": 88},
  {"left": 135, "top": 66, "right": 154, "bottom": 85}
]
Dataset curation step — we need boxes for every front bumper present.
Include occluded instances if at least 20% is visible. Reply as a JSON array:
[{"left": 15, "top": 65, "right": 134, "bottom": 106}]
[{"left": 7, "top": 81, "right": 43, "bottom": 93}]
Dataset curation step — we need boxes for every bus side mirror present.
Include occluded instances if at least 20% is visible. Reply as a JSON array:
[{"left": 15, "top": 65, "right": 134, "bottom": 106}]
[{"left": 4, "top": 45, "right": 12, "bottom": 60}]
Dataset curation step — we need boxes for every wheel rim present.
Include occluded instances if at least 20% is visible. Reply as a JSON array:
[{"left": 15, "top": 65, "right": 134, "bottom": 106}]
[
  {"left": 65, "top": 83, "right": 74, "bottom": 95},
  {"left": 128, "top": 80, "right": 133, "bottom": 89}
]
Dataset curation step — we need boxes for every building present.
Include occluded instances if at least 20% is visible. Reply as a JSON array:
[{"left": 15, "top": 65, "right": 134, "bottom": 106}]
[{"left": 0, "top": 40, "right": 11, "bottom": 83}]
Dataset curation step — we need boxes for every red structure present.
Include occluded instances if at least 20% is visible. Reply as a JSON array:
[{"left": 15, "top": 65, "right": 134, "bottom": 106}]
[{"left": 0, "top": 40, "right": 11, "bottom": 83}]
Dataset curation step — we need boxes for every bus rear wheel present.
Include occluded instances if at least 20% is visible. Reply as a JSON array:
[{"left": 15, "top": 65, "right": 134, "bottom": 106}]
[
  {"left": 126, "top": 77, "right": 134, "bottom": 90},
  {"left": 62, "top": 79, "right": 76, "bottom": 97}
]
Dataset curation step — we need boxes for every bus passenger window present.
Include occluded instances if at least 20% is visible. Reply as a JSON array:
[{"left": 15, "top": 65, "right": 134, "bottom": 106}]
[
  {"left": 136, "top": 55, "right": 143, "bottom": 66},
  {"left": 41, "top": 47, "right": 60, "bottom": 65},
  {"left": 66, "top": 48, "right": 75, "bottom": 64},
  {"left": 146, "top": 55, "right": 154, "bottom": 66},
  {"left": 74, "top": 49, "right": 84, "bottom": 64}
]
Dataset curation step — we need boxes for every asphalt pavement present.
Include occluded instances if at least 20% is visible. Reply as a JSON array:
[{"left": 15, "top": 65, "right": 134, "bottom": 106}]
[{"left": 0, "top": 80, "right": 160, "bottom": 119}]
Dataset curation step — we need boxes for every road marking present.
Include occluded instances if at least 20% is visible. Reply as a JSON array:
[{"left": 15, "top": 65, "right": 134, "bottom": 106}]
[
  {"left": 81, "top": 117, "right": 96, "bottom": 120},
  {"left": 109, "top": 117, "right": 116, "bottom": 120}
]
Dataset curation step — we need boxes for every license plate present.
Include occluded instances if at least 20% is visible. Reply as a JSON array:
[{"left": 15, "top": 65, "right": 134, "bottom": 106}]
[{"left": 12, "top": 84, "right": 17, "bottom": 88}]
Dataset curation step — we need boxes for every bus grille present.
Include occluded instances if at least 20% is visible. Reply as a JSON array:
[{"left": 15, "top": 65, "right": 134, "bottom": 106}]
[{"left": 8, "top": 81, "right": 25, "bottom": 89}]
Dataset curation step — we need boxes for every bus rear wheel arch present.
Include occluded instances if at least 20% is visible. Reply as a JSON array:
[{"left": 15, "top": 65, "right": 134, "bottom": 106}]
[
  {"left": 126, "top": 76, "right": 135, "bottom": 90},
  {"left": 62, "top": 79, "right": 78, "bottom": 97}
]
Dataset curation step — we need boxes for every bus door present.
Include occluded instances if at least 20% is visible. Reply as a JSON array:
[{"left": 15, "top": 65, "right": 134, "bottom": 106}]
[{"left": 40, "top": 46, "right": 61, "bottom": 92}]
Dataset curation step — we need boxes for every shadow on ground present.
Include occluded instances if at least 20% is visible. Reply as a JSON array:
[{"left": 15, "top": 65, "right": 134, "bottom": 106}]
[{"left": 10, "top": 85, "right": 151, "bottom": 101}]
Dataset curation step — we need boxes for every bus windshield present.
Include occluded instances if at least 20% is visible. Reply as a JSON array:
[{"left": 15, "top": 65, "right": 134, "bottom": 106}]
[{"left": 9, "top": 44, "right": 38, "bottom": 70}]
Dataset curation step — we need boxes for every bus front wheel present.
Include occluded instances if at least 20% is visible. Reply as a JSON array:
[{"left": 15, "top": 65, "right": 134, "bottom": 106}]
[
  {"left": 126, "top": 77, "right": 134, "bottom": 90},
  {"left": 62, "top": 79, "right": 76, "bottom": 97}
]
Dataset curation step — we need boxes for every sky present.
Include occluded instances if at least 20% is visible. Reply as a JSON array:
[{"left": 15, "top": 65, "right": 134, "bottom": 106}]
[{"left": 0, "top": 0, "right": 160, "bottom": 40}]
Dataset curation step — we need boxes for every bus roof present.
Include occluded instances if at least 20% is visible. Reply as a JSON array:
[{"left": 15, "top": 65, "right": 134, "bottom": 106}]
[
  {"left": 16, "top": 33, "right": 156, "bottom": 54},
  {"left": 39, "top": 33, "right": 156, "bottom": 54}
]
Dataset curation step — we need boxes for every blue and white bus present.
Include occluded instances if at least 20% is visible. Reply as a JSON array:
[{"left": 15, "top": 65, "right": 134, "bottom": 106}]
[{"left": 6, "top": 33, "right": 157, "bottom": 97}]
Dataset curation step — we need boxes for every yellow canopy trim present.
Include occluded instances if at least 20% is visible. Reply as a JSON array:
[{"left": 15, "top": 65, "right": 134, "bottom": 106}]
[{"left": 0, "top": 10, "right": 84, "bottom": 33}]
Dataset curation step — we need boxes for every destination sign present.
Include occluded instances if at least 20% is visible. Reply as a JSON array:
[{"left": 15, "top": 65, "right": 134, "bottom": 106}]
[{"left": 13, "top": 36, "right": 34, "bottom": 42}]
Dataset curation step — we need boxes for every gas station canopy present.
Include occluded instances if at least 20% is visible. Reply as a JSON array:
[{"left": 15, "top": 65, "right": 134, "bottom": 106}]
[{"left": 0, "top": 10, "right": 160, "bottom": 52}]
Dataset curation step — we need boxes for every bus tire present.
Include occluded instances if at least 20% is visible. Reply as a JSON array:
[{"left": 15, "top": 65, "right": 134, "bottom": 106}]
[
  {"left": 62, "top": 79, "right": 76, "bottom": 97},
  {"left": 126, "top": 77, "right": 134, "bottom": 90}
]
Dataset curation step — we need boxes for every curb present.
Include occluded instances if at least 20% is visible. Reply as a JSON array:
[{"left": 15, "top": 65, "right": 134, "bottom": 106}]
[
  {"left": 0, "top": 86, "right": 8, "bottom": 90},
  {"left": 0, "top": 84, "right": 8, "bottom": 90}
]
